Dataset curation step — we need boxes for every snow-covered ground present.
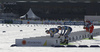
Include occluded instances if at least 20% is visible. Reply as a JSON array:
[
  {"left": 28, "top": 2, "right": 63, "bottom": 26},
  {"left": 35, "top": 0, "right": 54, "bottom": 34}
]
[{"left": 0, "top": 24, "right": 100, "bottom": 52}]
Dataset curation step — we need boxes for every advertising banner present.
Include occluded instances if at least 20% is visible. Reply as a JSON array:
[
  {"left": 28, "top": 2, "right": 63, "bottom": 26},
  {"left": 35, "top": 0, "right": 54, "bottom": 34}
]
[
  {"left": 16, "top": 38, "right": 60, "bottom": 46},
  {"left": 64, "top": 21, "right": 84, "bottom": 25}
]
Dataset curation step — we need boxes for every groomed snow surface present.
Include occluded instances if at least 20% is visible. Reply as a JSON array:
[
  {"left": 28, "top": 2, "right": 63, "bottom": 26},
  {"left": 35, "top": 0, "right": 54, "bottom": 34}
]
[{"left": 0, "top": 24, "right": 100, "bottom": 52}]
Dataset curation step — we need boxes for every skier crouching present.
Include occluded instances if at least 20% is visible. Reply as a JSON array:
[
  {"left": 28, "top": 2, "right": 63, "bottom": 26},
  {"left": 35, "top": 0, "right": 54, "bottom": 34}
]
[
  {"left": 45, "top": 28, "right": 59, "bottom": 37},
  {"left": 57, "top": 26, "right": 72, "bottom": 44}
]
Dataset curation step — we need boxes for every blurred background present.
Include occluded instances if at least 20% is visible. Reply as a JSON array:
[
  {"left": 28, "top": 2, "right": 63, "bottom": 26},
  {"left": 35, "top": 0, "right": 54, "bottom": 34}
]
[{"left": 0, "top": 0, "right": 100, "bottom": 24}]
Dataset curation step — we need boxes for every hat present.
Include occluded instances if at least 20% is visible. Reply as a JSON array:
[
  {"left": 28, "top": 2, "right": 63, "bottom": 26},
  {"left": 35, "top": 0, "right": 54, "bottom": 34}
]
[
  {"left": 45, "top": 30, "right": 49, "bottom": 33},
  {"left": 57, "top": 26, "right": 61, "bottom": 29}
]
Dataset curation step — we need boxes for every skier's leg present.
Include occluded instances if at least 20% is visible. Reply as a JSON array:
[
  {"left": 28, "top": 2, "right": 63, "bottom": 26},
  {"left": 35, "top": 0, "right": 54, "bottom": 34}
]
[{"left": 89, "top": 26, "right": 94, "bottom": 39}]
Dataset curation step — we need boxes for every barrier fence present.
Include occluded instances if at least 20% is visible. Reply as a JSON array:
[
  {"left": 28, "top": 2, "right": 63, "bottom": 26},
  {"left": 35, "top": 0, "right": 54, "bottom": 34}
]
[{"left": 0, "top": 19, "right": 100, "bottom": 25}]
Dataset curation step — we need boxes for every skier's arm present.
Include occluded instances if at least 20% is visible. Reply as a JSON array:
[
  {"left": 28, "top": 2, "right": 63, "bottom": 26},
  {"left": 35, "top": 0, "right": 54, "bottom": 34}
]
[
  {"left": 63, "top": 29, "right": 66, "bottom": 35},
  {"left": 50, "top": 30, "right": 54, "bottom": 37},
  {"left": 60, "top": 29, "right": 63, "bottom": 34},
  {"left": 60, "top": 28, "right": 65, "bottom": 35}
]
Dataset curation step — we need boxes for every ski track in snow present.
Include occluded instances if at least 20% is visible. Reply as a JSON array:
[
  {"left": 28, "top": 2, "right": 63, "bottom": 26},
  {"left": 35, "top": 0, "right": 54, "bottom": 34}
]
[{"left": 0, "top": 24, "right": 100, "bottom": 52}]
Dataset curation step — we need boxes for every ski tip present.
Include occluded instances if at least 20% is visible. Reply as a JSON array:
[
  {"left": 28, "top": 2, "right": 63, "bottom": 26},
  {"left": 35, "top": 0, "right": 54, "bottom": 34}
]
[
  {"left": 67, "top": 45, "right": 77, "bottom": 47},
  {"left": 90, "top": 45, "right": 100, "bottom": 47},
  {"left": 51, "top": 45, "right": 65, "bottom": 47},
  {"left": 11, "top": 44, "right": 17, "bottom": 47},
  {"left": 78, "top": 45, "right": 88, "bottom": 47}
]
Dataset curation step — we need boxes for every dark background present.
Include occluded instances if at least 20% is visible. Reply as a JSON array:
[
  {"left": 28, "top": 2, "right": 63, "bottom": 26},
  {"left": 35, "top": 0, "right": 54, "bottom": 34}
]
[{"left": 1, "top": 0, "right": 100, "bottom": 20}]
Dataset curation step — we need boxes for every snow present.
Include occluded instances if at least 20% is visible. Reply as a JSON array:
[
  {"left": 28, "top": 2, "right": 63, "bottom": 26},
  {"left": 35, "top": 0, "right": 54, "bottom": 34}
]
[{"left": 0, "top": 24, "right": 100, "bottom": 52}]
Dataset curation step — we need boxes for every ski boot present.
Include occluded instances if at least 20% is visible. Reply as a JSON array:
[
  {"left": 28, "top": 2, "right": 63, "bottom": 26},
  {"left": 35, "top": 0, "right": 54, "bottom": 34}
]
[
  {"left": 91, "top": 35, "right": 93, "bottom": 39},
  {"left": 61, "top": 39, "right": 68, "bottom": 44},
  {"left": 65, "top": 40, "right": 68, "bottom": 44},
  {"left": 89, "top": 35, "right": 93, "bottom": 39}
]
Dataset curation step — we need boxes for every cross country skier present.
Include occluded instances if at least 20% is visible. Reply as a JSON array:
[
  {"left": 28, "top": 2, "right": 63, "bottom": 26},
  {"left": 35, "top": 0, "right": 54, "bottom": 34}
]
[
  {"left": 57, "top": 26, "right": 72, "bottom": 44},
  {"left": 83, "top": 20, "right": 94, "bottom": 39},
  {"left": 45, "top": 28, "right": 59, "bottom": 37}
]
